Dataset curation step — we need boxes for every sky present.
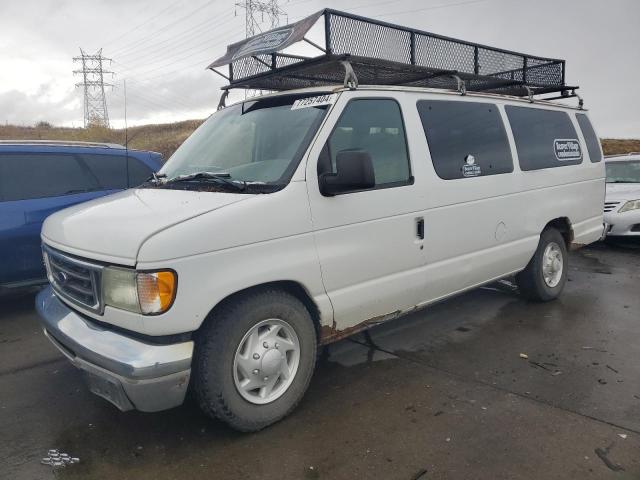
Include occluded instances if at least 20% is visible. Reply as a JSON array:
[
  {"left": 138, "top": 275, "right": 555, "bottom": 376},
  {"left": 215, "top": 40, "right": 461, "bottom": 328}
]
[{"left": 0, "top": 0, "right": 638, "bottom": 137}]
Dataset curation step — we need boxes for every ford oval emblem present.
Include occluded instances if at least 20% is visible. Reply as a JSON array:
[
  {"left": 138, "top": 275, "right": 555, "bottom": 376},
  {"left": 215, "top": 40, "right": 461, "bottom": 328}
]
[{"left": 56, "top": 271, "right": 68, "bottom": 284}]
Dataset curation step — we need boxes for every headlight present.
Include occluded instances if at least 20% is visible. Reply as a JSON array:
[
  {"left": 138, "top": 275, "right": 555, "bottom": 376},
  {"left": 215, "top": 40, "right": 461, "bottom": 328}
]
[
  {"left": 103, "top": 267, "right": 177, "bottom": 315},
  {"left": 619, "top": 199, "right": 640, "bottom": 213}
]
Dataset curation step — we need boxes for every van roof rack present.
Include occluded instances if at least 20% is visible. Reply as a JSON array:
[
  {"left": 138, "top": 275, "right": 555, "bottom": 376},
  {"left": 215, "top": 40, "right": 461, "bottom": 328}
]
[
  {"left": 208, "top": 8, "right": 579, "bottom": 100},
  {"left": 0, "top": 140, "right": 125, "bottom": 149}
]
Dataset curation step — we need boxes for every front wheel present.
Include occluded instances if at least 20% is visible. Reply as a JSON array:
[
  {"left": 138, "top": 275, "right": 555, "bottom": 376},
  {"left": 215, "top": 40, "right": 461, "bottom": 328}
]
[
  {"left": 515, "top": 228, "right": 568, "bottom": 302},
  {"left": 193, "top": 289, "right": 317, "bottom": 432}
]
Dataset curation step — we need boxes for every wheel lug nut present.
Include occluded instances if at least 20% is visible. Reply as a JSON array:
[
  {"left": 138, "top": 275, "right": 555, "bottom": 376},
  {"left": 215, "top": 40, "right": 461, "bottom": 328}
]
[
  {"left": 263, "top": 341, "right": 269, "bottom": 348},
  {"left": 263, "top": 376, "right": 268, "bottom": 381},
  {"left": 253, "top": 353, "right": 260, "bottom": 360},
  {"left": 275, "top": 343, "right": 279, "bottom": 349},
  {"left": 252, "top": 369, "right": 259, "bottom": 375}
]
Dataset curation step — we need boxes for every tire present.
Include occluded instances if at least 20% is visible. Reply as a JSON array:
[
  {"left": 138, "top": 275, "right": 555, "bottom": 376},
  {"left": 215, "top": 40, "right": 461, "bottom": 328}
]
[
  {"left": 193, "top": 289, "right": 317, "bottom": 432},
  {"left": 515, "top": 228, "right": 568, "bottom": 302}
]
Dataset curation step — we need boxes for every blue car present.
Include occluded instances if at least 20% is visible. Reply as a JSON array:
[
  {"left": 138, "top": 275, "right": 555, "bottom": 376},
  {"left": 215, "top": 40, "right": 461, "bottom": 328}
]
[{"left": 0, "top": 140, "right": 162, "bottom": 290}]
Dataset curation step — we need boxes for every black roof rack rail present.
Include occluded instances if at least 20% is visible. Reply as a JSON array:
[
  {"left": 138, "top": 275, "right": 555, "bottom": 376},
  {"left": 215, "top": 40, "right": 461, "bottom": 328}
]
[{"left": 208, "top": 8, "right": 578, "bottom": 100}]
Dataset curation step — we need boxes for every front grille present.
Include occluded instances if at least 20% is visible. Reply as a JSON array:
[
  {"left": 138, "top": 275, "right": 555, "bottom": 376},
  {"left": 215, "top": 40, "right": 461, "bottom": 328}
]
[
  {"left": 43, "top": 246, "right": 103, "bottom": 313},
  {"left": 604, "top": 201, "right": 620, "bottom": 213}
]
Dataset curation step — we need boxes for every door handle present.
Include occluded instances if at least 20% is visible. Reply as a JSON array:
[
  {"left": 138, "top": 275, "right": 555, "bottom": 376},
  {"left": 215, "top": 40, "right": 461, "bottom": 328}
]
[{"left": 416, "top": 217, "right": 425, "bottom": 240}]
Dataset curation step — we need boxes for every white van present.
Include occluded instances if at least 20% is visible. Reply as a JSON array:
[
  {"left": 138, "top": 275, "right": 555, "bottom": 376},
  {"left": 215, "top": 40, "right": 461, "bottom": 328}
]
[{"left": 35, "top": 85, "right": 605, "bottom": 431}]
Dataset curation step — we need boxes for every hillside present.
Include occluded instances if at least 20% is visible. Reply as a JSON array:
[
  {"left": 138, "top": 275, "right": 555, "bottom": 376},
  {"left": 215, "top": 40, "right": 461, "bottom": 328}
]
[
  {"left": 1, "top": 121, "right": 638, "bottom": 160},
  {"left": 0, "top": 120, "right": 204, "bottom": 160}
]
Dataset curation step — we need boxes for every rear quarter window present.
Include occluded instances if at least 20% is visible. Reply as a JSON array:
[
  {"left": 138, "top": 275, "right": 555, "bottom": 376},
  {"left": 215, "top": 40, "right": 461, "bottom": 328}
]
[
  {"left": 505, "top": 106, "right": 583, "bottom": 171},
  {"left": 575, "top": 113, "right": 603, "bottom": 163},
  {"left": 417, "top": 100, "right": 513, "bottom": 180}
]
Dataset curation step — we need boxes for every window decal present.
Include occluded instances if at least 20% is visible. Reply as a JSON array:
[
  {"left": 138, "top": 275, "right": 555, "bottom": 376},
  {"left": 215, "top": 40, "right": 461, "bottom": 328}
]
[
  {"left": 554, "top": 139, "right": 582, "bottom": 161},
  {"left": 462, "top": 154, "right": 481, "bottom": 177}
]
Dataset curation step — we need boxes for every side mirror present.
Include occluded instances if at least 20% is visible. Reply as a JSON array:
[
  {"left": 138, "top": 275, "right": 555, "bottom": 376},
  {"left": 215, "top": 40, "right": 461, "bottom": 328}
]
[{"left": 319, "top": 149, "right": 376, "bottom": 196}]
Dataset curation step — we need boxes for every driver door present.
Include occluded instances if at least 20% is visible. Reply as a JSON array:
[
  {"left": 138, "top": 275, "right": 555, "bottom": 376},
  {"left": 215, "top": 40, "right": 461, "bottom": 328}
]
[{"left": 306, "top": 96, "right": 426, "bottom": 332}]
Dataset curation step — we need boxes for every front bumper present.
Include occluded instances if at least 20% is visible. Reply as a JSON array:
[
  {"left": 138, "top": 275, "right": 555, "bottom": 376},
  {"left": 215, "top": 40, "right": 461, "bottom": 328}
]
[
  {"left": 35, "top": 286, "right": 193, "bottom": 412},
  {"left": 603, "top": 209, "right": 640, "bottom": 237}
]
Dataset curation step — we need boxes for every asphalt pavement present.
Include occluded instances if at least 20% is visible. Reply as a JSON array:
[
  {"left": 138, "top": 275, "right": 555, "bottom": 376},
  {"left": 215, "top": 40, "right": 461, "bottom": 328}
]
[{"left": 1, "top": 240, "right": 639, "bottom": 479}]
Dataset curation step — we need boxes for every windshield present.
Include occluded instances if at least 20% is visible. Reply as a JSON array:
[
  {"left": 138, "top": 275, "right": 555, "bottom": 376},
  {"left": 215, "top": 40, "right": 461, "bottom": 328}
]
[
  {"left": 159, "top": 94, "right": 332, "bottom": 190},
  {"left": 606, "top": 160, "right": 640, "bottom": 183}
]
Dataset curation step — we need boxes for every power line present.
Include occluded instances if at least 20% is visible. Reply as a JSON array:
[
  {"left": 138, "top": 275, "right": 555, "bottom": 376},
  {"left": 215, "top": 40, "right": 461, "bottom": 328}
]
[
  {"left": 124, "top": 78, "right": 199, "bottom": 110},
  {"left": 111, "top": 86, "right": 192, "bottom": 114},
  {"left": 116, "top": 12, "right": 236, "bottom": 65},
  {"left": 374, "top": 0, "right": 491, "bottom": 18},
  {"left": 111, "top": 22, "right": 242, "bottom": 79},
  {"left": 288, "top": 0, "right": 491, "bottom": 22},
  {"left": 109, "top": 0, "right": 217, "bottom": 57},
  {"left": 101, "top": 0, "right": 185, "bottom": 49}
]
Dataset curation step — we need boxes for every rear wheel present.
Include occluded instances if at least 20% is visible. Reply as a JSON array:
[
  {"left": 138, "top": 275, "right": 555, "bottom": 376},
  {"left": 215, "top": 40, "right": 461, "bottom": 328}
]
[
  {"left": 516, "top": 228, "right": 568, "bottom": 302},
  {"left": 193, "top": 289, "right": 317, "bottom": 432}
]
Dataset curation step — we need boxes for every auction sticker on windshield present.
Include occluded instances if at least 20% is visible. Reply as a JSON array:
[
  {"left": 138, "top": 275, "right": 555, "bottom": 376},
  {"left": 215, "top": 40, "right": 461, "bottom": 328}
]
[{"left": 291, "top": 94, "right": 338, "bottom": 110}]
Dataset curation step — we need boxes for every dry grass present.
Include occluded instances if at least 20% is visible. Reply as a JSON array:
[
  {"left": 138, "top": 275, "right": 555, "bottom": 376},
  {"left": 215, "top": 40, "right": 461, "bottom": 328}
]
[
  {"left": 1, "top": 121, "right": 638, "bottom": 160},
  {"left": 601, "top": 139, "right": 640, "bottom": 157},
  {"left": 0, "top": 120, "right": 204, "bottom": 160}
]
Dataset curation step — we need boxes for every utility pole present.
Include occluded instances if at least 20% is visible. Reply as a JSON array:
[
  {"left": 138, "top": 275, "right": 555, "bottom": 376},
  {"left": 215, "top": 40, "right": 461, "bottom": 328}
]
[
  {"left": 235, "top": 0, "right": 287, "bottom": 37},
  {"left": 73, "top": 49, "right": 113, "bottom": 128}
]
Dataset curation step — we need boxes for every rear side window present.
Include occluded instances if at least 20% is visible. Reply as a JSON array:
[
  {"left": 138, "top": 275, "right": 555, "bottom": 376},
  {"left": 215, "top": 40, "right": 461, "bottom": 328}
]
[
  {"left": 506, "top": 106, "right": 583, "bottom": 170},
  {"left": 0, "top": 153, "right": 98, "bottom": 201},
  {"left": 576, "top": 114, "right": 602, "bottom": 163},
  {"left": 324, "top": 99, "right": 411, "bottom": 187},
  {"left": 417, "top": 100, "right": 513, "bottom": 179},
  {"left": 77, "top": 153, "right": 128, "bottom": 189},
  {"left": 127, "top": 156, "right": 153, "bottom": 187}
]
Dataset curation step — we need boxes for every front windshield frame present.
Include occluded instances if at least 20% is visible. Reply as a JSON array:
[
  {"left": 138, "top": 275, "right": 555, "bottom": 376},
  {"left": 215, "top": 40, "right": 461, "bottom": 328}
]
[
  {"left": 605, "top": 160, "right": 640, "bottom": 184},
  {"left": 157, "top": 92, "right": 335, "bottom": 193}
]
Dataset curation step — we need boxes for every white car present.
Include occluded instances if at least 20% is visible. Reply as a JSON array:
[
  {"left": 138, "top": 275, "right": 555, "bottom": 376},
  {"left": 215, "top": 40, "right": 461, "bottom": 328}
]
[{"left": 603, "top": 153, "right": 640, "bottom": 237}]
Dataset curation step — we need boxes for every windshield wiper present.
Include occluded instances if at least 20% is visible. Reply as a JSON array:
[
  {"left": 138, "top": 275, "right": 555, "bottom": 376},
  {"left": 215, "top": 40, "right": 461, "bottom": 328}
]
[
  {"left": 607, "top": 180, "right": 638, "bottom": 184},
  {"left": 164, "top": 172, "right": 247, "bottom": 192}
]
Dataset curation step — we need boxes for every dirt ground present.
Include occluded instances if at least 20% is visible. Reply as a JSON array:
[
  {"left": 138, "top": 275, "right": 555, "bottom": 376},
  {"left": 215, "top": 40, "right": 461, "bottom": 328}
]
[{"left": 1, "top": 240, "right": 639, "bottom": 480}]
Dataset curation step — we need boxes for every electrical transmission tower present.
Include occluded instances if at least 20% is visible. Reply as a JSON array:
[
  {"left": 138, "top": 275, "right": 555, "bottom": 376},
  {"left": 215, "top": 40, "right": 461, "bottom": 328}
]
[
  {"left": 234, "top": 1, "right": 287, "bottom": 97},
  {"left": 235, "top": 0, "right": 287, "bottom": 37},
  {"left": 73, "top": 49, "right": 113, "bottom": 128}
]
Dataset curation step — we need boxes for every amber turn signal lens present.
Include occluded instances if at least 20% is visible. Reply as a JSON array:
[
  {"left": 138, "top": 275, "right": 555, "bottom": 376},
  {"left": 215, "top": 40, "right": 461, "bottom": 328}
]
[{"left": 136, "top": 270, "right": 177, "bottom": 314}]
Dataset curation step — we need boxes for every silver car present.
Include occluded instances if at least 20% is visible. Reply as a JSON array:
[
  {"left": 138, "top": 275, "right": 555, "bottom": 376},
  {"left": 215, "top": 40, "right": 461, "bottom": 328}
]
[{"left": 604, "top": 153, "right": 640, "bottom": 237}]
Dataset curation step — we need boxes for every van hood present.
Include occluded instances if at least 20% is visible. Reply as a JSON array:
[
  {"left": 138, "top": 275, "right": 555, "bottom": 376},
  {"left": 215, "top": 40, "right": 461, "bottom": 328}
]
[
  {"left": 42, "top": 188, "right": 251, "bottom": 265},
  {"left": 605, "top": 183, "right": 640, "bottom": 202}
]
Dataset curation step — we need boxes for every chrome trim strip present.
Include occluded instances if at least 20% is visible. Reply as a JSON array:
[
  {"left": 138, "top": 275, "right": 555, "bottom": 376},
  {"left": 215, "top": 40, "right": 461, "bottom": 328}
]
[{"left": 42, "top": 244, "right": 104, "bottom": 314}]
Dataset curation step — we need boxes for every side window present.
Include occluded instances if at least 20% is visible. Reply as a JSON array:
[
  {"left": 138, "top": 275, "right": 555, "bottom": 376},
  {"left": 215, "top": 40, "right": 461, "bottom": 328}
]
[
  {"left": 506, "top": 106, "right": 583, "bottom": 171},
  {"left": 576, "top": 113, "right": 603, "bottom": 163},
  {"left": 0, "top": 153, "right": 98, "bottom": 201},
  {"left": 128, "top": 156, "right": 153, "bottom": 187},
  {"left": 417, "top": 100, "right": 513, "bottom": 179},
  {"left": 325, "top": 99, "right": 411, "bottom": 187},
  {"left": 77, "top": 153, "right": 127, "bottom": 190}
]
